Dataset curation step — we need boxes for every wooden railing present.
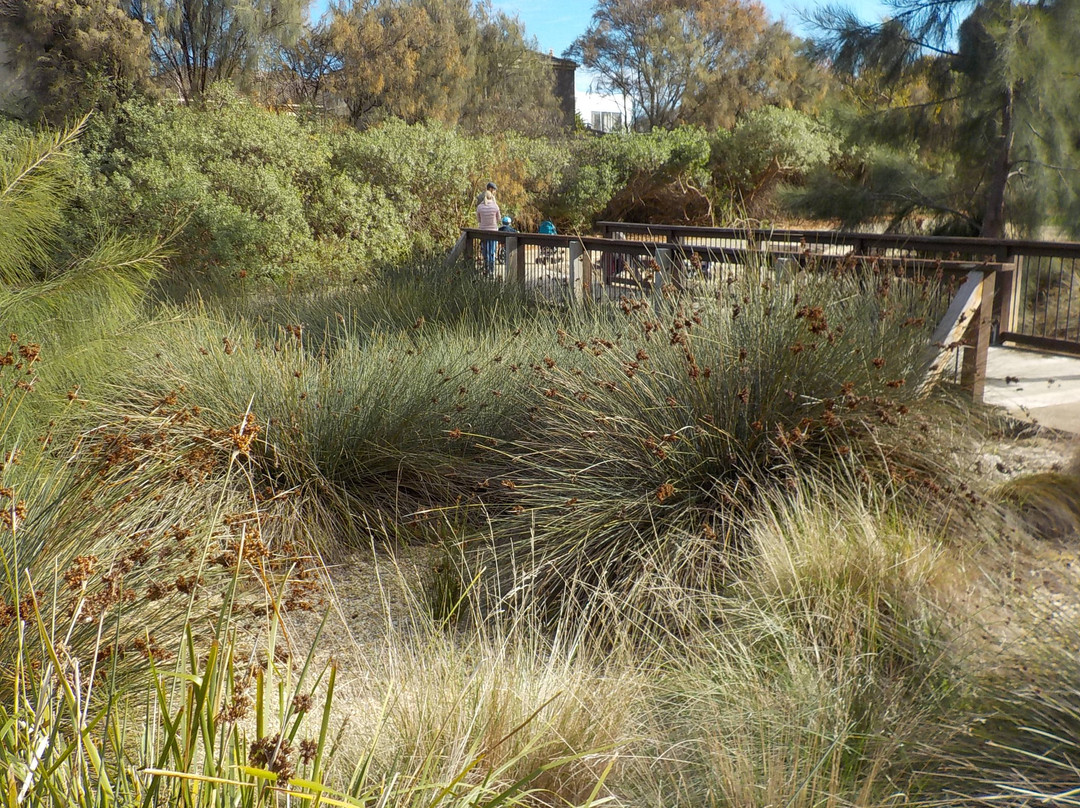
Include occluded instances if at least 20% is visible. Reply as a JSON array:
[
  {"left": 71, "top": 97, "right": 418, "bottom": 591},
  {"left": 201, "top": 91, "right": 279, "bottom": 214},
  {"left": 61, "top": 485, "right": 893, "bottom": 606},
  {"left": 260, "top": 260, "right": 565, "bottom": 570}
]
[
  {"left": 597, "top": 222, "right": 1080, "bottom": 358},
  {"left": 455, "top": 224, "right": 1080, "bottom": 401}
]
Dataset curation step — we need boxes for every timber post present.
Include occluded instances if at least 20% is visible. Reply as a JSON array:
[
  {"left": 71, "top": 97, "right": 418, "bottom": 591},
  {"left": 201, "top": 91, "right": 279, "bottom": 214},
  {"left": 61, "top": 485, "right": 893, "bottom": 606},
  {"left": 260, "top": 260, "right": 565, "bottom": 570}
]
[
  {"left": 960, "top": 269, "right": 997, "bottom": 401},
  {"left": 505, "top": 236, "right": 519, "bottom": 284},
  {"left": 569, "top": 240, "right": 583, "bottom": 303}
]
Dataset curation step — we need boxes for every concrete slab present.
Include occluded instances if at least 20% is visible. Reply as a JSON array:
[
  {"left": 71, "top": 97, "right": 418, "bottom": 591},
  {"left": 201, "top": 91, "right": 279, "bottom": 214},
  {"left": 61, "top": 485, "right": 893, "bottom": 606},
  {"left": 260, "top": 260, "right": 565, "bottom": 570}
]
[{"left": 984, "top": 346, "right": 1080, "bottom": 434}]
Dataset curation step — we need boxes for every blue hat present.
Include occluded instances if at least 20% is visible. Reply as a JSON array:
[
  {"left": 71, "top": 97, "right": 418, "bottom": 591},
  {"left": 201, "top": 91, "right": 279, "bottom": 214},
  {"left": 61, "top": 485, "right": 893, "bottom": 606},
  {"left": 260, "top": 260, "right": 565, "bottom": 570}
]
[{"left": 501, "top": 216, "right": 512, "bottom": 225}]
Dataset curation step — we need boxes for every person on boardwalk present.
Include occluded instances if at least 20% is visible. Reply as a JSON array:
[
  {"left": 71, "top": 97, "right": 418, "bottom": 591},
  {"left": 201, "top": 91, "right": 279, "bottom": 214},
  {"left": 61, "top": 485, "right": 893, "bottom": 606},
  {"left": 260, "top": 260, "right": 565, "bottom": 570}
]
[
  {"left": 497, "top": 216, "right": 517, "bottom": 263},
  {"left": 537, "top": 217, "right": 557, "bottom": 265},
  {"left": 476, "top": 183, "right": 500, "bottom": 275}
]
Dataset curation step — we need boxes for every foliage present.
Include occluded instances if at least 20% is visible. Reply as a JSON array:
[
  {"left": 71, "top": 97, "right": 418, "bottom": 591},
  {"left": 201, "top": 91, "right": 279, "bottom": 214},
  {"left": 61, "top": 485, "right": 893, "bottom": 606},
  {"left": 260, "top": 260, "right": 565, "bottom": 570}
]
[
  {"left": 627, "top": 478, "right": 953, "bottom": 806},
  {"left": 327, "top": 0, "right": 562, "bottom": 134},
  {"left": 549, "top": 127, "right": 713, "bottom": 228},
  {"left": 995, "top": 464, "right": 1080, "bottom": 541},
  {"left": 568, "top": 0, "right": 810, "bottom": 131},
  {"left": 463, "top": 8, "right": 563, "bottom": 136},
  {"left": 785, "top": 141, "right": 966, "bottom": 231},
  {"left": 5, "top": 115, "right": 1079, "bottom": 808},
  {"left": 0, "top": 236, "right": 1055, "bottom": 806},
  {"left": 544, "top": 115, "right": 839, "bottom": 229},
  {"left": 472, "top": 260, "right": 951, "bottom": 615},
  {"left": 0, "top": 0, "right": 152, "bottom": 123},
  {"left": 78, "top": 89, "right": 406, "bottom": 283},
  {"left": 711, "top": 106, "right": 840, "bottom": 216},
  {"left": 72, "top": 92, "right": 578, "bottom": 282},
  {"left": 327, "top": 0, "right": 474, "bottom": 127},
  {"left": 809, "top": 0, "right": 1080, "bottom": 236},
  {"left": 131, "top": 0, "right": 307, "bottom": 102},
  {"left": 0, "top": 139, "right": 609, "bottom": 805},
  {"left": 331, "top": 118, "right": 487, "bottom": 251},
  {"left": 270, "top": 23, "right": 339, "bottom": 107},
  {"left": 0, "top": 118, "right": 83, "bottom": 283}
]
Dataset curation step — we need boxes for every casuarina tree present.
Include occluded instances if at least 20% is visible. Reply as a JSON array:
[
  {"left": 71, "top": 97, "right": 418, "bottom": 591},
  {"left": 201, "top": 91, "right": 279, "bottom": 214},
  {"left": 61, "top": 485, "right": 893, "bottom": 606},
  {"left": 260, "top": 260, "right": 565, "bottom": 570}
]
[
  {"left": 810, "top": 0, "right": 1080, "bottom": 237},
  {"left": 131, "top": 0, "right": 307, "bottom": 102},
  {"left": 0, "top": 0, "right": 151, "bottom": 122}
]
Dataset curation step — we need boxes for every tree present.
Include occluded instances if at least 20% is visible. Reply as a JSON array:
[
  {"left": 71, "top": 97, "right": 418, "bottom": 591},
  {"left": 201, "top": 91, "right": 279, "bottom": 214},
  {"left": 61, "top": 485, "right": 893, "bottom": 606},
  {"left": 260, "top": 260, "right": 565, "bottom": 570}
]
[
  {"left": 567, "top": 0, "right": 805, "bottom": 131},
  {"left": 712, "top": 106, "right": 839, "bottom": 214},
  {"left": 810, "top": 0, "right": 1080, "bottom": 237},
  {"left": 462, "top": 8, "right": 562, "bottom": 135},
  {"left": 130, "top": 0, "right": 307, "bottom": 102},
  {"left": 327, "top": 0, "right": 561, "bottom": 133},
  {"left": 328, "top": 0, "right": 476, "bottom": 126},
  {"left": 272, "top": 24, "right": 339, "bottom": 106},
  {"left": 0, "top": 0, "right": 151, "bottom": 122}
]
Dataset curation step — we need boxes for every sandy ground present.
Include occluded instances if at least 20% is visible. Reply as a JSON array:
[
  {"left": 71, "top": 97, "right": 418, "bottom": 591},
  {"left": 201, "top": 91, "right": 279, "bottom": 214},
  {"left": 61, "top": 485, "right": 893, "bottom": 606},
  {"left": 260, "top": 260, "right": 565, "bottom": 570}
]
[{"left": 984, "top": 346, "right": 1080, "bottom": 435}]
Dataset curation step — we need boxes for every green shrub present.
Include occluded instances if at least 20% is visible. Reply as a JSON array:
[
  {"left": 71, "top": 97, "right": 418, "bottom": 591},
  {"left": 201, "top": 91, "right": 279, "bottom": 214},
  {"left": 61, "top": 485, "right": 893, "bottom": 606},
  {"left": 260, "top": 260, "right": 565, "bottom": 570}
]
[
  {"left": 550, "top": 127, "right": 713, "bottom": 229},
  {"left": 333, "top": 118, "right": 487, "bottom": 252},
  {"left": 79, "top": 87, "right": 406, "bottom": 284},
  {"left": 711, "top": 106, "right": 840, "bottom": 217},
  {"left": 76, "top": 95, "right": 576, "bottom": 288}
]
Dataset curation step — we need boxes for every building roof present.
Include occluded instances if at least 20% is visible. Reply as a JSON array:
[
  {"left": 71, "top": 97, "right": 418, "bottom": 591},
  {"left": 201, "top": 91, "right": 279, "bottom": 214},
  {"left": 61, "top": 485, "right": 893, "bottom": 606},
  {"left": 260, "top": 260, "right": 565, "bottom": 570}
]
[{"left": 541, "top": 52, "right": 578, "bottom": 70}]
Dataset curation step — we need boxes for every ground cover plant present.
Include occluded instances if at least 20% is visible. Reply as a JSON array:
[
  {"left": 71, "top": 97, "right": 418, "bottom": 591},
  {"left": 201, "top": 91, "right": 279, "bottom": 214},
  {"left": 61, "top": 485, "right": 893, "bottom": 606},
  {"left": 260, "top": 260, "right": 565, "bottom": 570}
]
[{"left": 4, "top": 118, "right": 1080, "bottom": 808}]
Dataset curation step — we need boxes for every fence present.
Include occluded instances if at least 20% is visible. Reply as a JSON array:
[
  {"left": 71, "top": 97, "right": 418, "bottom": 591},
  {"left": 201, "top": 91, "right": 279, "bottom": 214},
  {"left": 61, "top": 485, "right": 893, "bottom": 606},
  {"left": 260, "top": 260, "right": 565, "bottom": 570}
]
[
  {"left": 456, "top": 224, "right": 1080, "bottom": 400},
  {"left": 596, "top": 222, "right": 1080, "bottom": 356}
]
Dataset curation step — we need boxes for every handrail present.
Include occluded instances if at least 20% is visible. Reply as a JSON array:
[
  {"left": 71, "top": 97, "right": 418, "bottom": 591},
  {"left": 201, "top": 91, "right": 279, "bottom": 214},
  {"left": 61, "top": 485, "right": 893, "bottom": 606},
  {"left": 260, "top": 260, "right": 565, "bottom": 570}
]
[
  {"left": 458, "top": 226, "right": 1019, "bottom": 402},
  {"left": 460, "top": 229, "right": 1011, "bottom": 276},
  {"left": 595, "top": 221, "right": 1080, "bottom": 259}
]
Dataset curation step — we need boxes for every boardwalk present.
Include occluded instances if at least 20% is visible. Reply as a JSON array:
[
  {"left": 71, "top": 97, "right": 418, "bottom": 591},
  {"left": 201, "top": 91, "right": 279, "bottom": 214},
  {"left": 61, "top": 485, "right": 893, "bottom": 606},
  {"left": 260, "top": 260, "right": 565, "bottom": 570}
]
[{"left": 985, "top": 346, "right": 1080, "bottom": 434}]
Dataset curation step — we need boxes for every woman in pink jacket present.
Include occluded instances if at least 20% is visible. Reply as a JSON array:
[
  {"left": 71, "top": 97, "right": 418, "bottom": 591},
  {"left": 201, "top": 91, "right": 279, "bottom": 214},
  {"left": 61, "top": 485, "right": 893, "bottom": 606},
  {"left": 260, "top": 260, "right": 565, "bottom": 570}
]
[{"left": 476, "top": 183, "right": 500, "bottom": 274}]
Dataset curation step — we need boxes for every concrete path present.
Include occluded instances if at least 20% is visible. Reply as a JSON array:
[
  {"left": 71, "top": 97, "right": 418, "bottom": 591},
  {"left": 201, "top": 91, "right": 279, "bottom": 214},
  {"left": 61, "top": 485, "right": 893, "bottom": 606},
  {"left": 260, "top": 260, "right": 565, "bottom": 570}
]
[{"left": 984, "top": 346, "right": 1080, "bottom": 434}]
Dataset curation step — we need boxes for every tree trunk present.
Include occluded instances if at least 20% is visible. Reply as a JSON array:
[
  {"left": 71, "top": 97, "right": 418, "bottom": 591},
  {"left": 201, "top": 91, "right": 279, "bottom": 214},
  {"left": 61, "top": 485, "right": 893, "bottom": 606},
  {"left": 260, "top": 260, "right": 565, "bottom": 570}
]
[{"left": 980, "top": 84, "right": 1014, "bottom": 239}]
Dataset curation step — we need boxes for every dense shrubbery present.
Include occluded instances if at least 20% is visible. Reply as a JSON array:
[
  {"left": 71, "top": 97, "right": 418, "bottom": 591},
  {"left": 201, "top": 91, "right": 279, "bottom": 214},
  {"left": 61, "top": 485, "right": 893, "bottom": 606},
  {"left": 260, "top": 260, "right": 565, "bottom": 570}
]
[
  {"left": 72, "top": 89, "right": 574, "bottom": 284},
  {"left": 78, "top": 89, "right": 406, "bottom": 282},
  {"left": 713, "top": 106, "right": 840, "bottom": 217},
  {"left": 548, "top": 127, "right": 713, "bottom": 228},
  {"left": 59, "top": 94, "right": 845, "bottom": 290},
  {"left": 548, "top": 111, "right": 841, "bottom": 228}
]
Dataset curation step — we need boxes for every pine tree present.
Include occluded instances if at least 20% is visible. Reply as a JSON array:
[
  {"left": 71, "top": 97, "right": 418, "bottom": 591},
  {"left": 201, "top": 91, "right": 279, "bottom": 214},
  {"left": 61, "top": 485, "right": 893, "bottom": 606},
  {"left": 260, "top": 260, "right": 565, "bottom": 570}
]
[{"left": 811, "top": 0, "right": 1080, "bottom": 237}]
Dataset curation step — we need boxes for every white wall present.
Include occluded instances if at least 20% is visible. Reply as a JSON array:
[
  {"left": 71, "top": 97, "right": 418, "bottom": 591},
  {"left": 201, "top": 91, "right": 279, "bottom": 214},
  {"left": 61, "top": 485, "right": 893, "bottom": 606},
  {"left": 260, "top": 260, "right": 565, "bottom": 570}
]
[{"left": 576, "top": 90, "right": 631, "bottom": 133}]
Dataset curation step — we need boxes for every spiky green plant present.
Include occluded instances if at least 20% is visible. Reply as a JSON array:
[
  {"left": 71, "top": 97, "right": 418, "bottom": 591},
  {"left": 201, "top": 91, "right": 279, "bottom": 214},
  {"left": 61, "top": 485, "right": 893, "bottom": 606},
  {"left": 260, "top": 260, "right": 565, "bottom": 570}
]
[
  {"left": 469, "top": 260, "right": 955, "bottom": 616},
  {"left": 0, "top": 117, "right": 86, "bottom": 284}
]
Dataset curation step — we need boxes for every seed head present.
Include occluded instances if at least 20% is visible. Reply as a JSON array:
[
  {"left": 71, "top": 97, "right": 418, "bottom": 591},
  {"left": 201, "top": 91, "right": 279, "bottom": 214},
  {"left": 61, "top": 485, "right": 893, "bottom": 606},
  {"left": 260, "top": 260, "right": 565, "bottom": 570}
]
[{"left": 299, "top": 738, "right": 318, "bottom": 765}]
